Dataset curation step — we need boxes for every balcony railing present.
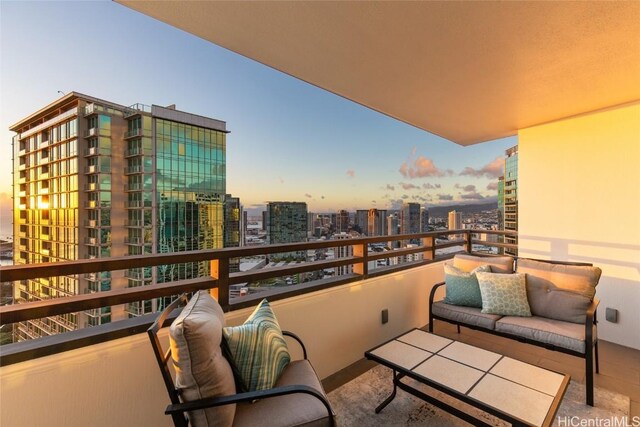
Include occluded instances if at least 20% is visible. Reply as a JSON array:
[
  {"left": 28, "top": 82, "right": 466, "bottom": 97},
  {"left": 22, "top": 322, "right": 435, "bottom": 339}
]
[
  {"left": 0, "top": 230, "right": 516, "bottom": 366},
  {"left": 124, "top": 128, "right": 143, "bottom": 139}
]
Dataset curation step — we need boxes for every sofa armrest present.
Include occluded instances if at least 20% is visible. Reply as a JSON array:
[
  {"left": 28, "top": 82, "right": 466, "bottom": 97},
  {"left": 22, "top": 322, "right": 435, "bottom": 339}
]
[
  {"left": 429, "top": 282, "right": 446, "bottom": 307},
  {"left": 585, "top": 298, "right": 600, "bottom": 345},
  {"left": 165, "top": 384, "right": 335, "bottom": 422},
  {"left": 283, "top": 331, "right": 307, "bottom": 360}
]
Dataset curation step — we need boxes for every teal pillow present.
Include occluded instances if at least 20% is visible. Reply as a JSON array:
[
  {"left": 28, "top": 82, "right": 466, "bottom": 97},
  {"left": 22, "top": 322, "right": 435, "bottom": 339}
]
[
  {"left": 444, "top": 264, "right": 491, "bottom": 308},
  {"left": 223, "top": 299, "right": 290, "bottom": 391},
  {"left": 476, "top": 272, "right": 532, "bottom": 317}
]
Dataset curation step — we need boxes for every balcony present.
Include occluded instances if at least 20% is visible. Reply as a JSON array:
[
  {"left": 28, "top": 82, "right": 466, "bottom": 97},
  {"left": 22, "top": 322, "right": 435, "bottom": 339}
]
[
  {"left": 84, "top": 127, "right": 98, "bottom": 138},
  {"left": 124, "top": 128, "right": 143, "bottom": 139},
  {"left": 84, "top": 165, "right": 110, "bottom": 174},
  {"left": 0, "top": 230, "right": 638, "bottom": 425},
  {"left": 126, "top": 200, "right": 151, "bottom": 208},
  {"left": 125, "top": 182, "right": 143, "bottom": 192},
  {"left": 124, "top": 165, "right": 144, "bottom": 175},
  {"left": 124, "top": 147, "right": 143, "bottom": 157},
  {"left": 84, "top": 219, "right": 97, "bottom": 228},
  {"left": 123, "top": 103, "right": 152, "bottom": 118},
  {"left": 84, "top": 147, "right": 98, "bottom": 157},
  {"left": 124, "top": 219, "right": 150, "bottom": 227}
]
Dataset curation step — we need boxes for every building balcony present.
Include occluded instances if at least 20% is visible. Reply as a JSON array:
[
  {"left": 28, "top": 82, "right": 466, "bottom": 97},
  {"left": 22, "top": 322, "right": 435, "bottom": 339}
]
[
  {"left": 123, "top": 103, "right": 152, "bottom": 118},
  {"left": 84, "top": 147, "right": 98, "bottom": 157},
  {"left": 124, "top": 165, "right": 145, "bottom": 175},
  {"left": 84, "top": 219, "right": 98, "bottom": 228},
  {"left": 124, "top": 236, "right": 150, "bottom": 245},
  {"left": 125, "top": 182, "right": 143, "bottom": 192},
  {"left": 126, "top": 200, "right": 151, "bottom": 209},
  {"left": 84, "top": 165, "right": 110, "bottom": 174},
  {"left": 124, "top": 219, "right": 150, "bottom": 227},
  {"left": 124, "top": 147, "right": 143, "bottom": 157},
  {"left": 1, "top": 230, "right": 638, "bottom": 425},
  {"left": 84, "top": 127, "right": 98, "bottom": 138},
  {"left": 124, "top": 128, "right": 143, "bottom": 139}
]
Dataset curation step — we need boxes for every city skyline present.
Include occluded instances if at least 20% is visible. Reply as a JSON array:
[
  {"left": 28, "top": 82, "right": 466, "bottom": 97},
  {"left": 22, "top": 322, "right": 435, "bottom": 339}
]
[{"left": 0, "top": 1, "right": 515, "bottom": 237}]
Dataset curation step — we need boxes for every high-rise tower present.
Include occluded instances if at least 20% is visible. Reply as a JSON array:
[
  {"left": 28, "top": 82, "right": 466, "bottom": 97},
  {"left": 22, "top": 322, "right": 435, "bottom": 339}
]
[{"left": 10, "top": 92, "right": 228, "bottom": 339}]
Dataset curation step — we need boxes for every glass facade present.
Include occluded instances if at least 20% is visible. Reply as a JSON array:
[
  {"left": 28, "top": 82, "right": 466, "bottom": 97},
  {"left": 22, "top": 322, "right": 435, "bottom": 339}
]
[
  {"left": 13, "top": 113, "right": 80, "bottom": 340},
  {"left": 504, "top": 145, "right": 518, "bottom": 256},
  {"left": 266, "top": 202, "right": 308, "bottom": 260}
]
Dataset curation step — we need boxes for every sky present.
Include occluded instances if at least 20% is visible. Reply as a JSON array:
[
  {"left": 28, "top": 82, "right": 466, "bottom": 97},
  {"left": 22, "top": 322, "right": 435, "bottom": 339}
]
[{"left": 0, "top": 1, "right": 516, "bottom": 236}]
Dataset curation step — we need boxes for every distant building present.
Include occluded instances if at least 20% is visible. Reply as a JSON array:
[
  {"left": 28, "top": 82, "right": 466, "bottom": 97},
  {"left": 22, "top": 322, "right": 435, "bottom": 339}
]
[
  {"left": 448, "top": 210, "right": 462, "bottom": 240},
  {"left": 261, "top": 211, "right": 267, "bottom": 231},
  {"left": 497, "top": 176, "right": 505, "bottom": 254},
  {"left": 333, "top": 232, "right": 353, "bottom": 276},
  {"left": 367, "top": 208, "right": 388, "bottom": 236},
  {"left": 504, "top": 145, "right": 518, "bottom": 256},
  {"left": 224, "top": 194, "right": 242, "bottom": 273},
  {"left": 387, "top": 213, "right": 400, "bottom": 248},
  {"left": 336, "top": 210, "right": 350, "bottom": 233},
  {"left": 266, "top": 202, "right": 308, "bottom": 259},
  {"left": 10, "top": 92, "right": 228, "bottom": 339},
  {"left": 307, "top": 212, "right": 316, "bottom": 235},
  {"left": 355, "top": 209, "right": 368, "bottom": 235},
  {"left": 420, "top": 206, "right": 429, "bottom": 232},
  {"left": 401, "top": 203, "right": 421, "bottom": 244}
]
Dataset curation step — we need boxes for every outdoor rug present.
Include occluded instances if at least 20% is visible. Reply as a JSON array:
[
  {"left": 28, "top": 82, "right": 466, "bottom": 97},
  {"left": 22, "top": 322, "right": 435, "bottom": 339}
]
[{"left": 327, "top": 365, "right": 630, "bottom": 426}]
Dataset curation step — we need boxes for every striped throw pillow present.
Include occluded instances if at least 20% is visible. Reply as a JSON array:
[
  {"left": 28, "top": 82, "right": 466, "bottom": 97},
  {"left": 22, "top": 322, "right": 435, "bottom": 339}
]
[{"left": 223, "top": 299, "right": 290, "bottom": 391}]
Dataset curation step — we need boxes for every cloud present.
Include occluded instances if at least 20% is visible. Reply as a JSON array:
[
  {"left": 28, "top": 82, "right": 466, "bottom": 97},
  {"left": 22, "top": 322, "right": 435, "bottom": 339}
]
[
  {"left": 437, "top": 194, "right": 454, "bottom": 201},
  {"left": 385, "top": 184, "right": 395, "bottom": 191},
  {"left": 460, "top": 192, "right": 485, "bottom": 200},
  {"left": 400, "top": 182, "right": 419, "bottom": 190},
  {"left": 371, "top": 200, "right": 376, "bottom": 204},
  {"left": 455, "top": 184, "right": 477, "bottom": 192},
  {"left": 304, "top": 193, "right": 312, "bottom": 198},
  {"left": 401, "top": 194, "right": 409, "bottom": 199},
  {"left": 388, "top": 199, "right": 404, "bottom": 210},
  {"left": 460, "top": 157, "right": 504, "bottom": 179},
  {"left": 278, "top": 176, "right": 284, "bottom": 184},
  {"left": 486, "top": 182, "right": 499, "bottom": 191},
  {"left": 321, "top": 195, "right": 325, "bottom": 199},
  {"left": 399, "top": 148, "right": 451, "bottom": 179},
  {"left": 422, "top": 183, "right": 441, "bottom": 189},
  {"left": 346, "top": 170, "right": 355, "bottom": 178}
]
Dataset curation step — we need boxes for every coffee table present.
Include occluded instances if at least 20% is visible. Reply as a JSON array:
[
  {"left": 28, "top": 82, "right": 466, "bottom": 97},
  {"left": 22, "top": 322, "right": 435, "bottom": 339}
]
[{"left": 365, "top": 328, "right": 570, "bottom": 427}]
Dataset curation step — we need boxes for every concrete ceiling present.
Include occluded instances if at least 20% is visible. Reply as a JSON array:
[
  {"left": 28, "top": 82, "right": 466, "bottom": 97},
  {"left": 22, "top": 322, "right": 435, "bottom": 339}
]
[{"left": 117, "top": 1, "right": 640, "bottom": 145}]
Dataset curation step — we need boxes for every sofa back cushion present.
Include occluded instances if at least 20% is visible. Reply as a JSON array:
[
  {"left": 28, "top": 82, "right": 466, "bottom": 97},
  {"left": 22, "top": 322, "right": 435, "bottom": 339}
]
[
  {"left": 170, "top": 291, "right": 236, "bottom": 427},
  {"left": 444, "top": 264, "right": 491, "bottom": 308},
  {"left": 453, "top": 254, "right": 515, "bottom": 274},
  {"left": 517, "top": 258, "right": 601, "bottom": 324}
]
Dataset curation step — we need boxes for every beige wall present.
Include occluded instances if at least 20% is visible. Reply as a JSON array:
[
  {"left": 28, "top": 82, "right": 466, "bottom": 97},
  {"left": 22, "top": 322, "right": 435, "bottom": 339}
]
[
  {"left": 518, "top": 102, "right": 640, "bottom": 350},
  {"left": 0, "top": 262, "right": 444, "bottom": 427}
]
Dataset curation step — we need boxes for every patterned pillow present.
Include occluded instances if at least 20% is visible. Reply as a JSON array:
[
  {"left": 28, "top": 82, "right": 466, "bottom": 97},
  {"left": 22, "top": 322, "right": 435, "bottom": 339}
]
[
  {"left": 476, "top": 272, "right": 532, "bottom": 317},
  {"left": 223, "top": 299, "right": 290, "bottom": 391},
  {"left": 444, "top": 264, "right": 491, "bottom": 308}
]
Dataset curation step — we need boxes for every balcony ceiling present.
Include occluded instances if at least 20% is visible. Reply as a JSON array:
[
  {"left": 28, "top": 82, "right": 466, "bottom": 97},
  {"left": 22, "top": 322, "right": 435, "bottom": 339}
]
[{"left": 117, "top": 1, "right": 640, "bottom": 145}]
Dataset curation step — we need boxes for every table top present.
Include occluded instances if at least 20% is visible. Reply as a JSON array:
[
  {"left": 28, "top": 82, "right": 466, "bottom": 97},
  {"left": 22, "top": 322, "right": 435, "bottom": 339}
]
[{"left": 365, "top": 329, "right": 570, "bottom": 427}]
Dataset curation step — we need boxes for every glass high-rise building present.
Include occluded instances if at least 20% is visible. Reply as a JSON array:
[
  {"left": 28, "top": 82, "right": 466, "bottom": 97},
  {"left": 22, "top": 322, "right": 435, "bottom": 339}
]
[
  {"left": 10, "top": 92, "right": 228, "bottom": 340},
  {"left": 401, "top": 202, "right": 421, "bottom": 244},
  {"left": 503, "top": 145, "right": 518, "bottom": 256},
  {"left": 265, "top": 202, "right": 308, "bottom": 260}
]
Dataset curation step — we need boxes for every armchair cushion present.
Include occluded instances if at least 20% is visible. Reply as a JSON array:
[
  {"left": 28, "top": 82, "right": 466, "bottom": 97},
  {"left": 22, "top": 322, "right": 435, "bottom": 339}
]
[
  {"left": 453, "top": 253, "right": 515, "bottom": 274},
  {"left": 477, "top": 272, "right": 532, "bottom": 317},
  {"left": 444, "top": 264, "right": 491, "bottom": 308},
  {"left": 233, "top": 360, "right": 333, "bottom": 427},
  {"left": 517, "top": 258, "right": 602, "bottom": 324},
  {"left": 223, "top": 299, "right": 291, "bottom": 392},
  {"left": 169, "top": 291, "right": 236, "bottom": 427}
]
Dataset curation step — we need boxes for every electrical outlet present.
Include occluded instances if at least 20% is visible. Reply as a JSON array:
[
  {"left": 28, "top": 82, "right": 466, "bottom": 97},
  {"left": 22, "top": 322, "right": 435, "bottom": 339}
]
[
  {"left": 605, "top": 307, "right": 618, "bottom": 323},
  {"left": 381, "top": 309, "right": 388, "bottom": 324}
]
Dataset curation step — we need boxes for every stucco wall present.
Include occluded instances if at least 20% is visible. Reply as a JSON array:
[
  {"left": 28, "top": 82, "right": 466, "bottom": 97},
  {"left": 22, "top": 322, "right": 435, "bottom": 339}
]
[
  {"left": 0, "top": 262, "right": 444, "bottom": 427},
  {"left": 518, "top": 102, "right": 640, "bottom": 349}
]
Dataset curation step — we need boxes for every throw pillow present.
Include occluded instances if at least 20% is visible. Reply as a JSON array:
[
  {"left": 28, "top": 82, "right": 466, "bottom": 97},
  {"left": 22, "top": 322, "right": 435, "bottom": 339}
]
[
  {"left": 169, "top": 291, "right": 236, "bottom": 427},
  {"left": 444, "top": 264, "right": 491, "bottom": 308},
  {"left": 223, "top": 299, "right": 291, "bottom": 392},
  {"left": 476, "top": 272, "right": 532, "bottom": 317}
]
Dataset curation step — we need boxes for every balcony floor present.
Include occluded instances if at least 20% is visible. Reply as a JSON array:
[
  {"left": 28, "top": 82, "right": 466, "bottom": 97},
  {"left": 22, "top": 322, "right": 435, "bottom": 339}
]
[{"left": 323, "top": 321, "right": 640, "bottom": 420}]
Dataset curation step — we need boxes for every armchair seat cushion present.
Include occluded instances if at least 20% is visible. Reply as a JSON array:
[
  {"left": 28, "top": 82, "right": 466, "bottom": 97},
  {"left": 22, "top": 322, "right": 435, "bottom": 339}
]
[
  {"left": 233, "top": 360, "right": 332, "bottom": 427},
  {"left": 431, "top": 301, "right": 503, "bottom": 330},
  {"left": 495, "top": 316, "right": 595, "bottom": 354}
]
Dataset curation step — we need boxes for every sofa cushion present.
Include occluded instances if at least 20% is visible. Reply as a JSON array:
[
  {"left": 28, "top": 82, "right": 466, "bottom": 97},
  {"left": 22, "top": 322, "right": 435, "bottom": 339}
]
[
  {"left": 233, "top": 360, "right": 333, "bottom": 427},
  {"left": 170, "top": 291, "right": 236, "bottom": 427},
  {"left": 453, "top": 254, "right": 515, "bottom": 274},
  {"left": 444, "top": 264, "right": 491, "bottom": 308},
  {"left": 517, "top": 259, "right": 601, "bottom": 324},
  {"left": 496, "top": 316, "right": 594, "bottom": 354},
  {"left": 223, "top": 299, "right": 291, "bottom": 392},
  {"left": 477, "top": 272, "right": 532, "bottom": 317},
  {"left": 431, "top": 301, "right": 503, "bottom": 330}
]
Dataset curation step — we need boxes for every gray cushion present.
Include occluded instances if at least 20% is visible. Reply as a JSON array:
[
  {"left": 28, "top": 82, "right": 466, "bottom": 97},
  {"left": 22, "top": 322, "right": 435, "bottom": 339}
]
[
  {"left": 170, "top": 291, "right": 236, "bottom": 427},
  {"left": 431, "top": 301, "right": 503, "bottom": 330},
  {"left": 453, "top": 254, "right": 515, "bottom": 274},
  {"left": 233, "top": 360, "right": 333, "bottom": 427},
  {"left": 517, "top": 259, "right": 601, "bottom": 324},
  {"left": 496, "top": 316, "right": 595, "bottom": 354}
]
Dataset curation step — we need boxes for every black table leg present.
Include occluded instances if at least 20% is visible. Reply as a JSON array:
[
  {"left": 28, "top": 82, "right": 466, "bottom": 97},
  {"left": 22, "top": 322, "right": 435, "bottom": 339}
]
[{"left": 375, "top": 369, "right": 399, "bottom": 413}]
